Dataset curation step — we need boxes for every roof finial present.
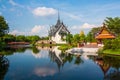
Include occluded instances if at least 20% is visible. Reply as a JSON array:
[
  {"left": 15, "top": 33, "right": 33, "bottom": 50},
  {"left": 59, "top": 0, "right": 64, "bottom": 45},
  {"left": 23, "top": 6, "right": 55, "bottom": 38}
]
[
  {"left": 103, "top": 22, "right": 106, "bottom": 27},
  {"left": 56, "top": 10, "right": 60, "bottom": 25},
  {"left": 58, "top": 9, "right": 60, "bottom": 20}
]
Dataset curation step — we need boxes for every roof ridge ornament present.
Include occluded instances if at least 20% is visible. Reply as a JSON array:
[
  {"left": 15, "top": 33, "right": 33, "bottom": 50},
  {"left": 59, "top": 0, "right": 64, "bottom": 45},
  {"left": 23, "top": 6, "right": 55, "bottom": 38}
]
[
  {"left": 58, "top": 10, "right": 60, "bottom": 21},
  {"left": 103, "top": 23, "right": 106, "bottom": 28}
]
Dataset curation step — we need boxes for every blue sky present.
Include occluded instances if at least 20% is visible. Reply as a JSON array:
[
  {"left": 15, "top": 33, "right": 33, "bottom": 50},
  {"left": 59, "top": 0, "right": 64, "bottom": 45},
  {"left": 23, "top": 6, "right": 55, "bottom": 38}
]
[{"left": 0, "top": 0, "right": 120, "bottom": 36}]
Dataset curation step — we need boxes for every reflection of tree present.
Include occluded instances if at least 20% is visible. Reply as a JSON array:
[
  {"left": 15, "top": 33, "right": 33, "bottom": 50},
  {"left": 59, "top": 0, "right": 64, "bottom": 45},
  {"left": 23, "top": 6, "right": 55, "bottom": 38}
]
[
  {"left": 63, "top": 54, "right": 73, "bottom": 63},
  {"left": 0, "top": 47, "right": 31, "bottom": 55},
  {"left": 62, "top": 54, "right": 84, "bottom": 65},
  {"left": 74, "top": 56, "right": 83, "bottom": 65},
  {"left": 104, "top": 70, "right": 120, "bottom": 80},
  {"left": 15, "top": 47, "right": 26, "bottom": 53},
  {"left": 0, "top": 55, "right": 9, "bottom": 80},
  {"left": 89, "top": 55, "right": 120, "bottom": 80},
  {"left": 103, "top": 55, "right": 120, "bottom": 80},
  {"left": 32, "top": 46, "right": 40, "bottom": 54},
  {"left": 0, "top": 50, "right": 14, "bottom": 55},
  {"left": 103, "top": 55, "right": 120, "bottom": 70}
]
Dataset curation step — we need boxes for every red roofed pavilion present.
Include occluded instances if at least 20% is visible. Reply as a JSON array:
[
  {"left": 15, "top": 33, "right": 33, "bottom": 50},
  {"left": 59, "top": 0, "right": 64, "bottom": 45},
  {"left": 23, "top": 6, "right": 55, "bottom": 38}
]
[
  {"left": 95, "top": 23, "right": 115, "bottom": 46},
  {"left": 95, "top": 23, "right": 115, "bottom": 39}
]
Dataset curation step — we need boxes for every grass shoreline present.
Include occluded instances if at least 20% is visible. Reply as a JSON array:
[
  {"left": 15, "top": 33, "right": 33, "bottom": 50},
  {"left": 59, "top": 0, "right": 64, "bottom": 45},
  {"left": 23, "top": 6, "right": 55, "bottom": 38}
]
[{"left": 103, "top": 49, "right": 120, "bottom": 55}]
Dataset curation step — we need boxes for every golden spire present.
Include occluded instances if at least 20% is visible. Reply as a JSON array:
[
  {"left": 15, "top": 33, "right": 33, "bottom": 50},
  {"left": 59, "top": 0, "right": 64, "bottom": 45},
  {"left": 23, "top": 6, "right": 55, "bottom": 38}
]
[{"left": 80, "top": 30, "right": 85, "bottom": 36}]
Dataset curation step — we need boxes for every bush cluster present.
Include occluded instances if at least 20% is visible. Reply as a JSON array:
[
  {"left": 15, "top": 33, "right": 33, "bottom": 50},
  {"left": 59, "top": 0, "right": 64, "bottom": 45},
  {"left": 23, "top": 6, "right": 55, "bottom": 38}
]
[{"left": 103, "top": 37, "right": 120, "bottom": 50}]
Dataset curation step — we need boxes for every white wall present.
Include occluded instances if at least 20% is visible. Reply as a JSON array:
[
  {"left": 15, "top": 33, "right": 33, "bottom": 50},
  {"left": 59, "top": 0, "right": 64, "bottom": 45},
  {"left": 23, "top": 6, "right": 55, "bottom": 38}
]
[{"left": 51, "top": 27, "right": 67, "bottom": 44}]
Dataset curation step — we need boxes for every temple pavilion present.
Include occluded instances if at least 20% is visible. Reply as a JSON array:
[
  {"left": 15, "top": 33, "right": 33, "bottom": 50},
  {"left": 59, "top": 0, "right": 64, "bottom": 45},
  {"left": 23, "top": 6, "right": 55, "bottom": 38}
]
[{"left": 95, "top": 23, "right": 115, "bottom": 46}]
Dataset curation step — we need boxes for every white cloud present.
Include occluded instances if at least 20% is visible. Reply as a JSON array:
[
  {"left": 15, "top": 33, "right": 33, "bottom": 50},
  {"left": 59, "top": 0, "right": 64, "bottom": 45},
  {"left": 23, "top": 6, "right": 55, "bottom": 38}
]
[
  {"left": 30, "top": 25, "right": 48, "bottom": 37},
  {"left": 34, "top": 67, "right": 57, "bottom": 77},
  {"left": 31, "top": 50, "right": 48, "bottom": 58},
  {"left": 32, "top": 7, "right": 57, "bottom": 16},
  {"left": 9, "top": 30, "right": 25, "bottom": 35},
  {"left": 71, "top": 23, "right": 96, "bottom": 30},
  {"left": 81, "top": 23, "right": 96, "bottom": 29},
  {"left": 70, "top": 23, "right": 97, "bottom": 34},
  {"left": 9, "top": 25, "right": 48, "bottom": 37},
  {"left": 9, "top": 0, "right": 24, "bottom": 8},
  {"left": 31, "top": 25, "right": 44, "bottom": 33}
]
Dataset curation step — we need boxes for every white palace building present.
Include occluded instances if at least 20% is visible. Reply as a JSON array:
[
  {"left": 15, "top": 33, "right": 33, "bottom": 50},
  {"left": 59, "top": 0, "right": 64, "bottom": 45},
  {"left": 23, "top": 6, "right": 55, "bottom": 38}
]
[{"left": 48, "top": 14, "right": 70, "bottom": 44}]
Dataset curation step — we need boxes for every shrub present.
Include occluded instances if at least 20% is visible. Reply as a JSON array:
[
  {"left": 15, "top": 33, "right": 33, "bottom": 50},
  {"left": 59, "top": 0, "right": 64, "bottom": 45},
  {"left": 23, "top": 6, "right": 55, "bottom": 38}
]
[{"left": 103, "top": 37, "right": 120, "bottom": 50}]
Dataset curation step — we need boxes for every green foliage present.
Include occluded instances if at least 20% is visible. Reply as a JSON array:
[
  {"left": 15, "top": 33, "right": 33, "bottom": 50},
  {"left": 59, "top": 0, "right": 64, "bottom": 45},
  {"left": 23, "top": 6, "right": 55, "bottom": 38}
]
[
  {"left": 3, "top": 34, "right": 15, "bottom": 42},
  {"left": 16, "top": 35, "right": 26, "bottom": 42},
  {"left": 0, "top": 38, "right": 6, "bottom": 50},
  {"left": 26, "top": 35, "right": 40, "bottom": 44},
  {"left": 32, "top": 47, "right": 40, "bottom": 54},
  {"left": 105, "top": 17, "right": 120, "bottom": 36},
  {"left": 80, "top": 32, "right": 86, "bottom": 41},
  {"left": 73, "top": 34, "right": 81, "bottom": 43},
  {"left": 86, "top": 27, "right": 101, "bottom": 42},
  {"left": 103, "top": 36, "right": 120, "bottom": 50},
  {"left": 86, "top": 32, "right": 96, "bottom": 42},
  {"left": 66, "top": 34, "right": 73, "bottom": 44},
  {"left": 41, "top": 36, "right": 49, "bottom": 40},
  {"left": 103, "top": 49, "right": 120, "bottom": 55},
  {"left": 58, "top": 45, "right": 73, "bottom": 52},
  {"left": 0, "top": 16, "right": 9, "bottom": 50},
  {"left": 0, "top": 16, "right": 9, "bottom": 36}
]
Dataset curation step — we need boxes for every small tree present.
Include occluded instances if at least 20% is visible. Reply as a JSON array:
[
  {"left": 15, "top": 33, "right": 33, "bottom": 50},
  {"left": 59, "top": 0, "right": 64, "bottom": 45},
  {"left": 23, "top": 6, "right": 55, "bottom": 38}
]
[
  {"left": 79, "top": 30, "right": 86, "bottom": 42},
  {"left": 0, "top": 16, "right": 9, "bottom": 37},
  {"left": 66, "top": 34, "right": 73, "bottom": 44}
]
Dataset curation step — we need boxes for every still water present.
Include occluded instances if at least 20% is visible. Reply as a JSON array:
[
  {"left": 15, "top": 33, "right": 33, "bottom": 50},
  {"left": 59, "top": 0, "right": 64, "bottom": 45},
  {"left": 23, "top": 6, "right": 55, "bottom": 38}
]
[{"left": 0, "top": 46, "right": 120, "bottom": 80}]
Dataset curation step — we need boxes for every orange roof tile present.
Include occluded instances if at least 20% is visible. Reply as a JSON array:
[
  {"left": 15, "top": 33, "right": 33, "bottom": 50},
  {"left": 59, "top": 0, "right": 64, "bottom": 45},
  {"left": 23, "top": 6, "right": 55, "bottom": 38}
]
[
  {"left": 95, "top": 23, "right": 115, "bottom": 39},
  {"left": 96, "top": 34, "right": 115, "bottom": 39}
]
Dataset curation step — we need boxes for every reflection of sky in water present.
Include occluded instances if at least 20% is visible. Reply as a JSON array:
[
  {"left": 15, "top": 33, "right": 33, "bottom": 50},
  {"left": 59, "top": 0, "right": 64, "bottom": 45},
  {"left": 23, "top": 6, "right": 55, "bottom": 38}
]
[
  {"left": 4, "top": 48, "right": 120, "bottom": 80},
  {"left": 34, "top": 67, "right": 57, "bottom": 77},
  {"left": 31, "top": 50, "right": 49, "bottom": 59}
]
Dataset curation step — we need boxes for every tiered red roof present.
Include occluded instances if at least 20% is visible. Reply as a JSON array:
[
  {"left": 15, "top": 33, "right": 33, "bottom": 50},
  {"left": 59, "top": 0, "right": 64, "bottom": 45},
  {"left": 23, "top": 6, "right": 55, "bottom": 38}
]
[{"left": 95, "top": 23, "right": 115, "bottom": 39}]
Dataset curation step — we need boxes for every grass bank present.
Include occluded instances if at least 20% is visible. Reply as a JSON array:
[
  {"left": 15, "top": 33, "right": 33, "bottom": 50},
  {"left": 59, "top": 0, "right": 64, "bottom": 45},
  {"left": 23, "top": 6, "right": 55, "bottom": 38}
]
[
  {"left": 36, "top": 43, "right": 74, "bottom": 52},
  {"left": 103, "top": 49, "right": 120, "bottom": 55},
  {"left": 58, "top": 44, "right": 73, "bottom": 52}
]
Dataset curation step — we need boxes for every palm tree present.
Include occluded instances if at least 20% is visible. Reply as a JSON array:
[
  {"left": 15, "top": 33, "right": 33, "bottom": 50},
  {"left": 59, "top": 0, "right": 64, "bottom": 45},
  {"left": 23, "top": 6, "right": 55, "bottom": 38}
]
[{"left": 104, "top": 17, "right": 120, "bottom": 36}]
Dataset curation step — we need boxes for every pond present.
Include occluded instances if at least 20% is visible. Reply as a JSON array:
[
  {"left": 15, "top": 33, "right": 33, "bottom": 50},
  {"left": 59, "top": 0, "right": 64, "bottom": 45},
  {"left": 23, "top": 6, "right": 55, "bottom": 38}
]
[{"left": 0, "top": 46, "right": 120, "bottom": 80}]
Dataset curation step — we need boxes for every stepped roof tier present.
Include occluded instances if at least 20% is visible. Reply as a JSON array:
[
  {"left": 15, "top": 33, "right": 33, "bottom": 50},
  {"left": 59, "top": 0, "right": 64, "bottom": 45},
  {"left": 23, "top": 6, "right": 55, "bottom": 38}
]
[
  {"left": 49, "top": 19, "right": 70, "bottom": 36},
  {"left": 48, "top": 12, "right": 70, "bottom": 44},
  {"left": 95, "top": 23, "right": 115, "bottom": 39}
]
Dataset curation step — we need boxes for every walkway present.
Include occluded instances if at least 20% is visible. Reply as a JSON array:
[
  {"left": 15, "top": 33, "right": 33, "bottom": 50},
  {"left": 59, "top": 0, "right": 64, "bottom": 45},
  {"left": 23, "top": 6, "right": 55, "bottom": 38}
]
[
  {"left": 83, "top": 44, "right": 98, "bottom": 48},
  {"left": 66, "top": 44, "right": 99, "bottom": 56}
]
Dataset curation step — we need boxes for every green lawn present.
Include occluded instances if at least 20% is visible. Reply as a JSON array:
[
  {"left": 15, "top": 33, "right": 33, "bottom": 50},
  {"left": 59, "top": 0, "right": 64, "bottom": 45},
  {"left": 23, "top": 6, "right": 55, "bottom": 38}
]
[{"left": 103, "top": 49, "right": 120, "bottom": 55}]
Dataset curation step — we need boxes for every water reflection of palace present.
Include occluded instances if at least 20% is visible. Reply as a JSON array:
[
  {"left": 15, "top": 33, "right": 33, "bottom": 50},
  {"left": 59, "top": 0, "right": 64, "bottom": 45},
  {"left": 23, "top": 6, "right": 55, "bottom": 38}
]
[
  {"left": 0, "top": 55, "right": 9, "bottom": 80},
  {"left": 48, "top": 46, "right": 83, "bottom": 71},
  {"left": 49, "top": 47, "right": 64, "bottom": 71}
]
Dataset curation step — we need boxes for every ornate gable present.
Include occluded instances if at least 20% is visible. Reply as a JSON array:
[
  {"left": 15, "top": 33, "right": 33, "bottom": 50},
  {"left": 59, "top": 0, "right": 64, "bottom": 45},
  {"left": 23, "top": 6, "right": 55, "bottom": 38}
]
[
  {"left": 95, "top": 23, "right": 115, "bottom": 39},
  {"left": 49, "top": 15, "right": 70, "bottom": 37}
]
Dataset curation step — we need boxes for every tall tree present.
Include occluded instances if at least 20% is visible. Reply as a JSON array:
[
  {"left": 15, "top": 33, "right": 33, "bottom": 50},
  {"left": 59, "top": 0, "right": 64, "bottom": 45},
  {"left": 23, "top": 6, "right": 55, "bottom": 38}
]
[
  {"left": 104, "top": 17, "right": 120, "bottom": 36},
  {"left": 66, "top": 34, "right": 73, "bottom": 44},
  {"left": 73, "top": 34, "right": 81, "bottom": 43},
  {"left": 0, "top": 16, "right": 9, "bottom": 36},
  {"left": 79, "top": 30, "right": 86, "bottom": 41},
  {"left": 86, "top": 27, "right": 100, "bottom": 42}
]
